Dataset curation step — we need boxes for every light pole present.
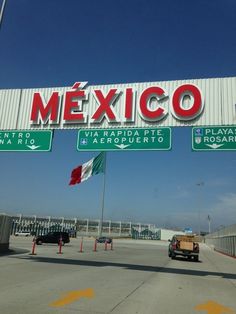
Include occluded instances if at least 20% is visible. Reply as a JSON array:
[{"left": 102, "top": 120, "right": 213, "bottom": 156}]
[
  {"left": 0, "top": 0, "right": 7, "bottom": 30},
  {"left": 196, "top": 182, "right": 204, "bottom": 237},
  {"left": 99, "top": 153, "right": 107, "bottom": 237},
  {"left": 207, "top": 215, "right": 211, "bottom": 234}
]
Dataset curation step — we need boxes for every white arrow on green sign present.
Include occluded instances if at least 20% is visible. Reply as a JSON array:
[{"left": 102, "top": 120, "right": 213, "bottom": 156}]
[
  {"left": 77, "top": 127, "right": 171, "bottom": 151},
  {"left": 0, "top": 130, "right": 53, "bottom": 151},
  {"left": 192, "top": 126, "right": 236, "bottom": 151}
]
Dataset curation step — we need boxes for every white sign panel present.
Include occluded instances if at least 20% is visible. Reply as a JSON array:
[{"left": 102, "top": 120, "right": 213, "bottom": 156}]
[{"left": 0, "top": 77, "right": 235, "bottom": 130}]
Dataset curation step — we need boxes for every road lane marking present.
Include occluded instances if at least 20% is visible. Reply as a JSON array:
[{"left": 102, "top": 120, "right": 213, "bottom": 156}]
[
  {"left": 195, "top": 300, "right": 235, "bottom": 314},
  {"left": 49, "top": 288, "right": 95, "bottom": 307}
]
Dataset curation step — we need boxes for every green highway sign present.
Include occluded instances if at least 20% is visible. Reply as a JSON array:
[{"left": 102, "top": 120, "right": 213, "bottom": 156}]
[
  {"left": 77, "top": 127, "right": 171, "bottom": 151},
  {"left": 192, "top": 126, "right": 236, "bottom": 151},
  {"left": 0, "top": 130, "right": 53, "bottom": 151}
]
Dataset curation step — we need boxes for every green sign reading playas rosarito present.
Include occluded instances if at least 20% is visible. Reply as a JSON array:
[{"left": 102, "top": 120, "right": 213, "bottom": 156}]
[{"left": 192, "top": 126, "right": 236, "bottom": 151}]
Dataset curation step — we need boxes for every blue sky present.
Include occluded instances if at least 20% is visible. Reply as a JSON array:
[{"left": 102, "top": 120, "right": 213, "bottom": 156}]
[{"left": 0, "top": 0, "right": 236, "bottom": 232}]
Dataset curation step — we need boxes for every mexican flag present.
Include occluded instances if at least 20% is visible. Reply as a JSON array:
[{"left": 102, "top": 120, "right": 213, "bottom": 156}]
[{"left": 69, "top": 152, "right": 105, "bottom": 185}]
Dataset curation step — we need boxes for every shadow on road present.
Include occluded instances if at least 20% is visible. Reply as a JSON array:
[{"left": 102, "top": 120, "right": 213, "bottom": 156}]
[
  {"left": 14, "top": 255, "right": 236, "bottom": 280},
  {"left": 0, "top": 247, "right": 30, "bottom": 256},
  {"left": 171, "top": 256, "right": 202, "bottom": 263}
]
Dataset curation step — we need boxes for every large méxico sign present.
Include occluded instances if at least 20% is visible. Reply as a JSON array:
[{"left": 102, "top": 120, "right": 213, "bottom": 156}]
[{"left": 0, "top": 77, "right": 235, "bottom": 130}]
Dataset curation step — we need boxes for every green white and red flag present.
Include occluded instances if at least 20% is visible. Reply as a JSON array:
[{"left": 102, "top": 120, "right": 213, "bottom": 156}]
[{"left": 69, "top": 152, "right": 105, "bottom": 185}]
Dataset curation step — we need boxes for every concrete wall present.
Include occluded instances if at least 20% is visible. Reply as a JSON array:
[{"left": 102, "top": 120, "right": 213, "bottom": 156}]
[
  {"left": 205, "top": 224, "right": 236, "bottom": 258},
  {"left": 0, "top": 214, "right": 12, "bottom": 252}
]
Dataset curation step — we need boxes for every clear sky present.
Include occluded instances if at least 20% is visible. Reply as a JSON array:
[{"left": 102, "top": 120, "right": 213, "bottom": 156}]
[{"left": 0, "top": 0, "right": 235, "bottom": 232}]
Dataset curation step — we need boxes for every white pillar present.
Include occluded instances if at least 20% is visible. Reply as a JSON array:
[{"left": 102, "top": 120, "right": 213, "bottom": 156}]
[
  {"left": 119, "top": 221, "right": 122, "bottom": 237},
  {"left": 86, "top": 219, "right": 89, "bottom": 235},
  {"left": 61, "top": 217, "right": 64, "bottom": 227},
  {"left": 48, "top": 216, "right": 51, "bottom": 228}
]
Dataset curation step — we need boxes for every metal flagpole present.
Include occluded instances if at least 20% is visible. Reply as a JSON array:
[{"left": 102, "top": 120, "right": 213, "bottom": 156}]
[
  {"left": 0, "top": 0, "right": 7, "bottom": 30},
  {"left": 99, "top": 152, "right": 107, "bottom": 237}
]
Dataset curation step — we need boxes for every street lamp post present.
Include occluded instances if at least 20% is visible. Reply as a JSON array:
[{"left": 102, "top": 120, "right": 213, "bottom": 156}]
[
  {"left": 0, "top": 0, "right": 7, "bottom": 30},
  {"left": 196, "top": 182, "right": 204, "bottom": 237},
  {"left": 207, "top": 215, "right": 211, "bottom": 234}
]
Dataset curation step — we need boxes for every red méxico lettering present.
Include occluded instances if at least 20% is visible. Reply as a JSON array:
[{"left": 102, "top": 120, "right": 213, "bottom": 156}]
[
  {"left": 91, "top": 89, "right": 120, "bottom": 122},
  {"left": 63, "top": 89, "right": 87, "bottom": 123},
  {"left": 139, "top": 87, "right": 167, "bottom": 121},
  {"left": 29, "top": 81, "right": 204, "bottom": 126},
  {"left": 30, "top": 92, "right": 60, "bottom": 124},
  {"left": 124, "top": 88, "right": 135, "bottom": 122},
  {"left": 171, "top": 84, "right": 203, "bottom": 120}
]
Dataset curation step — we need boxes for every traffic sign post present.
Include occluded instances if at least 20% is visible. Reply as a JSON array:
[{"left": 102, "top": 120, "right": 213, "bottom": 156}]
[
  {"left": 192, "top": 126, "right": 236, "bottom": 151},
  {"left": 77, "top": 127, "right": 171, "bottom": 151},
  {"left": 0, "top": 130, "right": 53, "bottom": 151}
]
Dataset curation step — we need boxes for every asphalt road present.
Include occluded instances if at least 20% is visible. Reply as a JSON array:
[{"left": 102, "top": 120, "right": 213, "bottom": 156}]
[{"left": 0, "top": 237, "right": 235, "bottom": 314}]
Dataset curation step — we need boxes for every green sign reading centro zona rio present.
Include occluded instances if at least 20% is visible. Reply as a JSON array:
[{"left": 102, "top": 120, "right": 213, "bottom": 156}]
[
  {"left": 192, "top": 126, "right": 236, "bottom": 151},
  {"left": 77, "top": 127, "right": 171, "bottom": 151},
  {"left": 0, "top": 130, "right": 53, "bottom": 151}
]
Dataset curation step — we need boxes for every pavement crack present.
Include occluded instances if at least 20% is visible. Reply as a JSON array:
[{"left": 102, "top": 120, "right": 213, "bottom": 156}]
[
  {"left": 108, "top": 260, "right": 170, "bottom": 313},
  {"left": 108, "top": 279, "right": 146, "bottom": 313}
]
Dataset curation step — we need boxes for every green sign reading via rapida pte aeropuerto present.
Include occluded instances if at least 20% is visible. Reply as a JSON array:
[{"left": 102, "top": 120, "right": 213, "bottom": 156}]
[
  {"left": 0, "top": 130, "right": 53, "bottom": 151},
  {"left": 77, "top": 127, "right": 171, "bottom": 151}
]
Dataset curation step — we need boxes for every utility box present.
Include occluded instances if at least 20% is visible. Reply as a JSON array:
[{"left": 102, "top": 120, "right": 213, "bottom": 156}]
[{"left": 0, "top": 214, "right": 12, "bottom": 253}]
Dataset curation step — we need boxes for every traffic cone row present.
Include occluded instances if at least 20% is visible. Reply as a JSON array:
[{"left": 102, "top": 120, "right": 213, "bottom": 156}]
[{"left": 29, "top": 237, "right": 113, "bottom": 255}]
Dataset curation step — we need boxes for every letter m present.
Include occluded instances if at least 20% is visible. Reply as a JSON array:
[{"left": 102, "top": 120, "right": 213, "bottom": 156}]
[{"left": 30, "top": 92, "right": 60, "bottom": 125}]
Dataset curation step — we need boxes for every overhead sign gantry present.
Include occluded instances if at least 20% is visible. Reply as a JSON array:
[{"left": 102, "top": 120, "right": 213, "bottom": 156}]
[{"left": 0, "top": 76, "right": 235, "bottom": 151}]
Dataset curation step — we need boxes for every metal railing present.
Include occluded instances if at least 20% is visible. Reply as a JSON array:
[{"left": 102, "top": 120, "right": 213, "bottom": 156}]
[{"left": 9, "top": 214, "right": 156, "bottom": 238}]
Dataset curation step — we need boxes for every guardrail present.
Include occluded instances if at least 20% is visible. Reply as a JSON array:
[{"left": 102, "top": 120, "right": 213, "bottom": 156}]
[{"left": 205, "top": 224, "right": 236, "bottom": 258}]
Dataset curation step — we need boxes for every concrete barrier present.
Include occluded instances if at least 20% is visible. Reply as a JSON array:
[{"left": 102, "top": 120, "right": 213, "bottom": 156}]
[
  {"left": 205, "top": 224, "right": 236, "bottom": 258},
  {"left": 0, "top": 214, "right": 12, "bottom": 253}
]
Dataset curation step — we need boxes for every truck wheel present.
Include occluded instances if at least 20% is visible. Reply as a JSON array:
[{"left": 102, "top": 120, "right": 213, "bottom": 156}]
[
  {"left": 194, "top": 256, "right": 199, "bottom": 262},
  {"left": 171, "top": 253, "right": 176, "bottom": 259}
]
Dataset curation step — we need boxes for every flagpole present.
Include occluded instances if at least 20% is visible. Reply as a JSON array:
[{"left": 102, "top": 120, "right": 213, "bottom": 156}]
[
  {"left": 99, "top": 152, "right": 107, "bottom": 237},
  {"left": 0, "top": 0, "right": 7, "bottom": 30},
  {"left": 208, "top": 215, "right": 211, "bottom": 234}
]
